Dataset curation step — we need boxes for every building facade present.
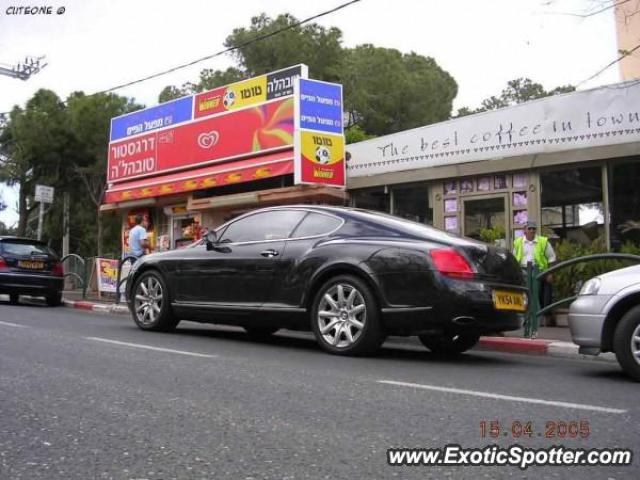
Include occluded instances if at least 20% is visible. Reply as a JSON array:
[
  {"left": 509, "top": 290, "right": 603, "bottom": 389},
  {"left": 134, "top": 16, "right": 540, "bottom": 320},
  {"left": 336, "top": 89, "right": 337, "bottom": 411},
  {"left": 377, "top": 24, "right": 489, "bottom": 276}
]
[{"left": 346, "top": 81, "right": 640, "bottom": 251}]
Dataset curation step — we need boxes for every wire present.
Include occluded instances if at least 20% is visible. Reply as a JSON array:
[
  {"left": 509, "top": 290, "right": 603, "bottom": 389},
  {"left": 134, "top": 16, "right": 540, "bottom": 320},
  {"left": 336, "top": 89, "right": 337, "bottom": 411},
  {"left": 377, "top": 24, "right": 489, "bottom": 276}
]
[{"left": 0, "top": 0, "right": 362, "bottom": 121}]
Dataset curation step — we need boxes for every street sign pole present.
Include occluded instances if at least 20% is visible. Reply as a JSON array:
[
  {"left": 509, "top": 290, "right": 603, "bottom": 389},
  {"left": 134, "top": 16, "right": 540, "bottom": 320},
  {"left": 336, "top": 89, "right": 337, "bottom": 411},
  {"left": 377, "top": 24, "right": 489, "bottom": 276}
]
[{"left": 37, "top": 201, "right": 44, "bottom": 240}]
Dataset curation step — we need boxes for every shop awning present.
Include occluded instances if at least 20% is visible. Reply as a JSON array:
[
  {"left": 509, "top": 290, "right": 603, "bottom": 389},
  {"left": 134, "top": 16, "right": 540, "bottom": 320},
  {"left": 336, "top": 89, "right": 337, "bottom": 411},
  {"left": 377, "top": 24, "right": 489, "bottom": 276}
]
[{"left": 104, "top": 151, "right": 293, "bottom": 204}]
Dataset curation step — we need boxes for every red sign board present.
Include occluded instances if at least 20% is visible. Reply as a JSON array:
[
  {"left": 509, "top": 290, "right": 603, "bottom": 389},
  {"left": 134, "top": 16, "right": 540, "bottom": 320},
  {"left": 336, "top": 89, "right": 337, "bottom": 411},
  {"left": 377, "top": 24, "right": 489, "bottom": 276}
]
[
  {"left": 108, "top": 98, "right": 293, "bottom": 183},
  {"left": 104, "top": 152, "right": 293, "bottom": 204}
]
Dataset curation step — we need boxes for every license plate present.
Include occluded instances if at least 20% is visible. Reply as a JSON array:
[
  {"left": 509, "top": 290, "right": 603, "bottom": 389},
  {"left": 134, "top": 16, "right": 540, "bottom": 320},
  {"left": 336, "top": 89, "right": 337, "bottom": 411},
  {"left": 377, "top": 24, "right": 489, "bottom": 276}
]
[
  {"left": 492, "top": 290, "right": 527, "bottom": 312},
  {"left": 18, "top": 260, "right": 44, "bottom": 270}
]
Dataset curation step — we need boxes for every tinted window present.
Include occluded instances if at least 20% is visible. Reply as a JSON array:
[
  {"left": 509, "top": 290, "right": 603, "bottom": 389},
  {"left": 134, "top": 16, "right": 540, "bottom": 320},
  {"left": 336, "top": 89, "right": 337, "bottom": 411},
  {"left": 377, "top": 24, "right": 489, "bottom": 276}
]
[
  {"left": 0, "top": 241, "right": 54, "bottom": 256},
  {"left": 219, "top": 211, "right": 305, "bottom": 243},
  {"left": 291, "top": 213, "right": 342, "bottom": 238}
]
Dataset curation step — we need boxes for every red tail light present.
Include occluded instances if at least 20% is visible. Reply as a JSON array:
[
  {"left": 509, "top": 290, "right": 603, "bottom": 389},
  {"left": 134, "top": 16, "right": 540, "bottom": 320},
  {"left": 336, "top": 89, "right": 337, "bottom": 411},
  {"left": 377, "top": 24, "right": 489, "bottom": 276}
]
[
  {"left": 0, "top": 256, "right": 8, "bottom": 272},
  {"left": 52, "top": 262, "right": 64, "bottom": 277},
  {"left": 431, "top": 248, "right": 474, "bottom": 280}
]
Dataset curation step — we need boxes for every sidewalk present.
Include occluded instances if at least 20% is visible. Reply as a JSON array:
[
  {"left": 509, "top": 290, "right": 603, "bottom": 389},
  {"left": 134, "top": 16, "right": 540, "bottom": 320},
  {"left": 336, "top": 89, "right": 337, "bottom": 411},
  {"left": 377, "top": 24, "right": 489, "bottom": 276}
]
[{"left": 61, "top": 291, "right": 616, "bottom": 364}]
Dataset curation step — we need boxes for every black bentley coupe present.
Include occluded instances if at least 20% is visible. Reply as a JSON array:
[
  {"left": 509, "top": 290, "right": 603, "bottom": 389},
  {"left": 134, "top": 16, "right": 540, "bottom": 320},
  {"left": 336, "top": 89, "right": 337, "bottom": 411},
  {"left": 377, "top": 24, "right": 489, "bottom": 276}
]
[{"left": 127, "top": 206, "right": 527, "bottom": 355}]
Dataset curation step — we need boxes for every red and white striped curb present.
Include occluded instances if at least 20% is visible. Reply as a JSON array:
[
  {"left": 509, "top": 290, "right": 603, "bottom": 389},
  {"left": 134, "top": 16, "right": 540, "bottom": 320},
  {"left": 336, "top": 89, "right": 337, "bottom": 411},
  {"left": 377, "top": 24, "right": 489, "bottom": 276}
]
[
  {"left": 61, "top": 297, "right": 616, "bottom": 363},
  {"left": 63, "top": 298, "right": 129, "bottom": 315},
  {"left": 477, "top": 336, "right": 616, "bottom": 363}
]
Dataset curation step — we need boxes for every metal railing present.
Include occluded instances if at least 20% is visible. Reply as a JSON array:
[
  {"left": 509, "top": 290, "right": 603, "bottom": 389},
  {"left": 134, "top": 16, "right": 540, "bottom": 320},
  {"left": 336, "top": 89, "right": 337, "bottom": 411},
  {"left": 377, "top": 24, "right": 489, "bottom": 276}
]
[
  {"left": 60, "top": 254, "right": 87, "bottom": 299},
  {"left": 523, "top": 253, "right": 640, "bottom": 338},
  {"left": 115, "top": 255, "right": 138, "bottom": 305}
]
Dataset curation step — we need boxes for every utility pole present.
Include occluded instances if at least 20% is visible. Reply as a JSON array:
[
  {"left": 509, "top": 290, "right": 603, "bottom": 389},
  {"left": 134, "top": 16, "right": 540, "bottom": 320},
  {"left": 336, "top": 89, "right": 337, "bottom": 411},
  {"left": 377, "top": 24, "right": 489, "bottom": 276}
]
[
  {"left": 63, "top": 192, "right": 70, "bottom": 256},
  {"left": 0, "top": 56, "right": 47, "bottom": 81}
]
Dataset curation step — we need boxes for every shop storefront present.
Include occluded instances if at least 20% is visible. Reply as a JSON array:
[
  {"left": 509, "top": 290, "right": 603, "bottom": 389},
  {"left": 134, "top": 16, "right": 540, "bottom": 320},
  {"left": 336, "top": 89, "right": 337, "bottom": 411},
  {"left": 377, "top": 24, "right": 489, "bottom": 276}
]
[
  {"left": 347, "top": 81, "right": 640, "bottom": 251},
  {"left": 100, "top": 66, "right": 348, "bottom": 254}
]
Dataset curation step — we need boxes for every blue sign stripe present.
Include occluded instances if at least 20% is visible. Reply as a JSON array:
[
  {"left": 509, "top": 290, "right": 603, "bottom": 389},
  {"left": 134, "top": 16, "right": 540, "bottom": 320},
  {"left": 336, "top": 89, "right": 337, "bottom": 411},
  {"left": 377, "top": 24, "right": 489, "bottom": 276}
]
[
  {"left": 299, "top": 79, "right": 343, "bottom": 134},
  {"left": 110, "top": 96, "right": 193, "bottom": 142}
]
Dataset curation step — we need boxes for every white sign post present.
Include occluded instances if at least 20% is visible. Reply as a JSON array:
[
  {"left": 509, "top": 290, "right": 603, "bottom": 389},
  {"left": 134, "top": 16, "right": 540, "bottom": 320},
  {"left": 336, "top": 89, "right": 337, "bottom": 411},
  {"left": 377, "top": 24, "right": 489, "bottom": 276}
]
[{"left": 34, "top": 184, "right": 54, "bottom": 240}]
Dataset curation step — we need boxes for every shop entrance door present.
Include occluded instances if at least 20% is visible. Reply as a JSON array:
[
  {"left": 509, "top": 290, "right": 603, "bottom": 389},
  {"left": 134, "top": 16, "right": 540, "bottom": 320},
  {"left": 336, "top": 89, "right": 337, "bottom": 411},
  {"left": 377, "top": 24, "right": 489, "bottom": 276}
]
[{"left": 462, "top": 194, "right": 509, "bottom": 248}]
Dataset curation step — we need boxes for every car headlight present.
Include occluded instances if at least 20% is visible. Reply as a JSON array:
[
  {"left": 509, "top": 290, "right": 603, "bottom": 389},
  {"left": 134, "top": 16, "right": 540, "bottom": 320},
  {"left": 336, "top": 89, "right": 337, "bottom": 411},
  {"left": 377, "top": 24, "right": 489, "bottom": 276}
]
[{"left": 579, "top": 277, "right": 601, "bottom": 295}]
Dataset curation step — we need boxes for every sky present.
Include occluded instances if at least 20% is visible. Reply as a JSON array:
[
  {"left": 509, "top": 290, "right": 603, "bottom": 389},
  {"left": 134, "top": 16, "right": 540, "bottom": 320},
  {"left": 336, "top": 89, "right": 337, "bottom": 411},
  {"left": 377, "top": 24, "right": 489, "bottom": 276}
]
[{"left": 0, "top": 0, "right": 621, "bottom": 226}]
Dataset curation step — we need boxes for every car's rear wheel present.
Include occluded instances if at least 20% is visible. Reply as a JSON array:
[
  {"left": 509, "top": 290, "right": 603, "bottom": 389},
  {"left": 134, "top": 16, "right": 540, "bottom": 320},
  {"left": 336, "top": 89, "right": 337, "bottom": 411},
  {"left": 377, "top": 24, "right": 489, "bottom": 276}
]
[
  {"left": 311, "top": 275, "right": 384, "bottom": 356},
  {"left": 9, "top": 294, "right": 19, "bottom": 305},
  {"left": 132, "top": 271, "right": 178, "bottom": 332},
  {"left": 418, "top": 332, "right": 480, "bottom": 354},
  {"left": 244, "top": 326, "right": 279, "bottom": 339},
  {"left": 613, "top": 305, "right": 640, "bottom": 382},
  {"left": 46, "top": 292, "right": 62, "bottom": 307}
]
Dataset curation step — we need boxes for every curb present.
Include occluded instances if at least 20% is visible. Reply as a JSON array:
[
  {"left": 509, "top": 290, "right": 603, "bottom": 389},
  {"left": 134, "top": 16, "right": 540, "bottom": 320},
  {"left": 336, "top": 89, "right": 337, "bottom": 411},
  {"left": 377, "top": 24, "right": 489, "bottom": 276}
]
[
  {"left": 63, "top": 298, "right": 129, "bottom": 316},
  {"left": 61, "top": 297, "right": 617, "bottom": 364}
]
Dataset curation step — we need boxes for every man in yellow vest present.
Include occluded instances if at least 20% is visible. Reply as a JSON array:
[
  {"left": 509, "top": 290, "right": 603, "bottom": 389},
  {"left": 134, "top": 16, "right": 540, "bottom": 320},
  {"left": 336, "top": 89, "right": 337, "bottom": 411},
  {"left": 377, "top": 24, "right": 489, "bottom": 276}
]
[{"left": 513, "top": 220, "right": 557, "bottom": 324}]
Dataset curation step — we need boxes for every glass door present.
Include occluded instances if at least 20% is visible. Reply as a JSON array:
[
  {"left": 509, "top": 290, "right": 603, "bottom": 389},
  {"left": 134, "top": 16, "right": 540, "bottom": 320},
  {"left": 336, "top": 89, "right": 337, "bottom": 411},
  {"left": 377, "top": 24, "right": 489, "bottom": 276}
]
[{"left": 462, "top": 194, "right": 509, "bottom": 248}]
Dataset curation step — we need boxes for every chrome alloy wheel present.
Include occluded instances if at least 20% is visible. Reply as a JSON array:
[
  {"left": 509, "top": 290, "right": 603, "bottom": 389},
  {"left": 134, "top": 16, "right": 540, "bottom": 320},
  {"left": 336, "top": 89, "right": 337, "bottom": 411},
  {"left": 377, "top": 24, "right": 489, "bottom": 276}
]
[
  {"left": 134, "top": 276, "right": 163, "bottom": 326},
  {"left": 317, "top": 283, "right": 366, "bottom": 348},
  {"left": 631, "top": 323, "right": 640, "bottom": 366}
]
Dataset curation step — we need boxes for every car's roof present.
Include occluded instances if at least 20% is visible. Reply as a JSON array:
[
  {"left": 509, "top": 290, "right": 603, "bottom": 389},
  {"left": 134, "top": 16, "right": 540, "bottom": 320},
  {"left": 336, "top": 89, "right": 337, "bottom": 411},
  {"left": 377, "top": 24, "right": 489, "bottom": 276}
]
[{"left": 0, "top": 236, "right": 44, "bottom": 243}]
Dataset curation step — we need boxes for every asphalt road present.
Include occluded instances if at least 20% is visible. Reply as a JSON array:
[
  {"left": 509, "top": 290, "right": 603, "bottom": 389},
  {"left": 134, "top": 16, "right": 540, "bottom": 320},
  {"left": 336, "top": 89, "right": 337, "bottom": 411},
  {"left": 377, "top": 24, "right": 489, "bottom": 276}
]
[{"left": 0, "top": 300, "right": 638, "bottom": 479}]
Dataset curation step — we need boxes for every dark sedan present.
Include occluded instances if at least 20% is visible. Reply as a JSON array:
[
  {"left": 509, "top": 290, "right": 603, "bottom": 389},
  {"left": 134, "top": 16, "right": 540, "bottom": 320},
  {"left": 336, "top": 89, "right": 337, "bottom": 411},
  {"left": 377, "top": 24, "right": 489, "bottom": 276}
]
[
  {"left": 126, "top": 206, "right": 527, "bottom": 355},
  {"left": 0, "top": 236, "right": 64, "bottom": 306}
]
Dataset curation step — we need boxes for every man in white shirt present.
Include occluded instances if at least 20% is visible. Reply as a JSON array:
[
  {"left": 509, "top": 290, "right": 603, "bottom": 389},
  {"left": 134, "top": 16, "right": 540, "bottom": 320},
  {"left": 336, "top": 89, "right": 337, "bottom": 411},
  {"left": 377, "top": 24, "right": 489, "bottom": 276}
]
[
  {"left": 128, "top": 215, "right": 151, "bottom": 259},
  {"left": 512, "top": 221, "right": 557, "bottom": 324}
]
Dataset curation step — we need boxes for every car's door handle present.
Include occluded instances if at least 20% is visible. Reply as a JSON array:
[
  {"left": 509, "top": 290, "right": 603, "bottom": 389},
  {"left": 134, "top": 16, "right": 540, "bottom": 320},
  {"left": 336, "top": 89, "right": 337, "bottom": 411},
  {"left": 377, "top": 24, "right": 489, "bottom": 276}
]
[{"left": 260, "top": 249, "right": 280, "bottom": 258}]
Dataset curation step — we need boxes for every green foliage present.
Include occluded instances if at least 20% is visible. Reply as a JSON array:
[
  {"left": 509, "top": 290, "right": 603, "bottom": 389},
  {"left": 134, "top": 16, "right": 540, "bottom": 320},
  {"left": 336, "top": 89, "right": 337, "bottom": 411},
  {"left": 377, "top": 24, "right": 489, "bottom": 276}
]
[
  {"left": 157, "top": 13, "right": 457, "bottom": 138},
  {"left": 341, "top": 45, "right": 457, "bottom": 135},
  {"left": 0, "top": 89, "right": 139, "bottom": 256},
  {"left": 456, "top": 78, "right": 576, "bottom": 117},
  {"left": 479, "top": 225, "right": 506, "bottom": 244},
  {"left": 345, "top": 125, "right": 374, "bottom": 144},
  {"left": 225, "top": 14, "right": 343, "bottom": 81},
  {"left": 552, "top": 239, "right": 640, "bottom": 299}
]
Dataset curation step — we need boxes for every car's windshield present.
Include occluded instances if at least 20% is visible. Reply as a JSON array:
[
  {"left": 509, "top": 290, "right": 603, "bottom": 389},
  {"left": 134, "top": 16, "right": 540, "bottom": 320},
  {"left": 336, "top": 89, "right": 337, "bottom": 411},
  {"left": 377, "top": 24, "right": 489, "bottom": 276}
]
[{"left": 1, "top": 241, "right": 54, "bottom": 256}]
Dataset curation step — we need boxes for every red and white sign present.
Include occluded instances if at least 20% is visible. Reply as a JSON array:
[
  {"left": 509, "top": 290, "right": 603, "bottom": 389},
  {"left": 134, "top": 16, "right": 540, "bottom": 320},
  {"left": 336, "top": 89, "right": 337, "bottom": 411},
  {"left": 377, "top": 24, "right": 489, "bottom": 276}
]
[{"left": 108, "top": 98, "right": 294, "bottom": 183}]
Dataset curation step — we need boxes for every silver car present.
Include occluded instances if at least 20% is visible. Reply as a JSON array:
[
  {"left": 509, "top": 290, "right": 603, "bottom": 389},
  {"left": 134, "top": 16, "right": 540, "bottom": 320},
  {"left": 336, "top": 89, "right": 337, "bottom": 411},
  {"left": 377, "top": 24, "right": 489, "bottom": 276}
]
[{"left": 569, "top": 264, "right": 640, "bottom": 381}]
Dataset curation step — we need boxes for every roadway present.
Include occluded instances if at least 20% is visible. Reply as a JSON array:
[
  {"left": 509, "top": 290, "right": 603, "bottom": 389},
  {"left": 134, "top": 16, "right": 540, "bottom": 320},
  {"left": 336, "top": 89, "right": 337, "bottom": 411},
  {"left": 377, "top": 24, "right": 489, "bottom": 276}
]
[{"left": 0, "top": 301, "right": 638, "bottom": 479}]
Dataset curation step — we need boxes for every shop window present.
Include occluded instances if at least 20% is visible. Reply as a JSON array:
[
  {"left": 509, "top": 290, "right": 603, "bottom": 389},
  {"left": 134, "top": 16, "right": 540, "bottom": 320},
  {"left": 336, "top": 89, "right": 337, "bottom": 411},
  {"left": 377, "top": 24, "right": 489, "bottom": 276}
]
[
  {"left": 392, "top": 184, "right": 432, "bottom": 225},
  {"left": 351, "top": 187, "right": 389, "bottom": 213},
  {"left": 610, "top": 159, "right": 640, "bottom": 249},
  {"left": 219, "top": 210, "right": 306, "bottom": 243},
  {"left": 540, "top": 166, "right": 604, "bottom": 245}
]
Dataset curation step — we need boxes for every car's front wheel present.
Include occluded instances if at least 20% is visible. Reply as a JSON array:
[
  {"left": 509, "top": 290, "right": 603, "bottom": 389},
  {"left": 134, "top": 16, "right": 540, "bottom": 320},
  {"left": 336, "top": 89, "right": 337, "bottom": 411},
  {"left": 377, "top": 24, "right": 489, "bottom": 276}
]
[
  {"left": 9, "top": 294, "right": 19, "bottom": 305},
  {"left": 131, "top": 271, "right": 178, "bottom": 332},
  {"left": 418, "top": 332, "right": 480, "bottom": 354},
  {"left": 613, "top": 305, "right": 640, "bottom": 382},
  {"left": 311, "top": 275, "right": 385, "bottom": 356}
]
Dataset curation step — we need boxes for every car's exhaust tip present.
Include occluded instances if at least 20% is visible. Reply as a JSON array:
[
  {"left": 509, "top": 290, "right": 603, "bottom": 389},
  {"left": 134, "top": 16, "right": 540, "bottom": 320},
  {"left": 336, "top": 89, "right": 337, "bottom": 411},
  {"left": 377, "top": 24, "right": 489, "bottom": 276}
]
[{"left": 451, "top": 316, "right": 476, "bottom": 326}]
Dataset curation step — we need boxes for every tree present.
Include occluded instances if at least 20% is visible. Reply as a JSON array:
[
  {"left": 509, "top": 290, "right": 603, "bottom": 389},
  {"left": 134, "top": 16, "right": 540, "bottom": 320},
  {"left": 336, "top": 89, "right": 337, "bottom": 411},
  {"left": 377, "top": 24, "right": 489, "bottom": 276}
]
[
  {"left": 456, "top": 78, "right": 576, "bottom": 117},
  {"left": 341, "top": 45, "right": 457, "bottom": 135},
  {"left": 158, "top": 13, "right": 457, "bottom": 137},
  {"left": 224, "top": 13, "right": 343, "bottom": 81},
  {"left": 65, "top": 92, "right": 141, "bottom": 256},
  {"left": 0, "top": 90, "right": 74, "bottom": 237},
  {"left": 0, "top": 89, "right": 139, "bottom": 256}
]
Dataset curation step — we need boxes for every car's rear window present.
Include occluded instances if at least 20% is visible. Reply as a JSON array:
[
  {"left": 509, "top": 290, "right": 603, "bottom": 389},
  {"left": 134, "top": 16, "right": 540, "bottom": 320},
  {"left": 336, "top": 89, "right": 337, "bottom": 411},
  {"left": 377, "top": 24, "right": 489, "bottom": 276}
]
[{"left": 0, "top": 241, "right": 54, "bottom": 256}]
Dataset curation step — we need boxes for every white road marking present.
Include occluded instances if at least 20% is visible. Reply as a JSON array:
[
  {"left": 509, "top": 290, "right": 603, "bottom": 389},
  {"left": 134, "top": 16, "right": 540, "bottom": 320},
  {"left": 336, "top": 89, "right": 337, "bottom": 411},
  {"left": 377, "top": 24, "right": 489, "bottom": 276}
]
[
  {"left": 377, "top": 380, "right": 627, "bottom": 414},
  {"left": 85, "top": 337, "right": 217, "bottom": 359},
  {"left": 0, "top": 320, "right": 29, "bottom": 328}
]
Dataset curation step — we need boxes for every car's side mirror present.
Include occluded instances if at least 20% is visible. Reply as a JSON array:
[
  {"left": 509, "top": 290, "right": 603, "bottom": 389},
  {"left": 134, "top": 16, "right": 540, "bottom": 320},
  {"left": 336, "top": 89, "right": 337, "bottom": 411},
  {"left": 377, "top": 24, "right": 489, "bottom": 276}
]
[{"left": 205, "top": 230, "right": 217, "bottom": 251}]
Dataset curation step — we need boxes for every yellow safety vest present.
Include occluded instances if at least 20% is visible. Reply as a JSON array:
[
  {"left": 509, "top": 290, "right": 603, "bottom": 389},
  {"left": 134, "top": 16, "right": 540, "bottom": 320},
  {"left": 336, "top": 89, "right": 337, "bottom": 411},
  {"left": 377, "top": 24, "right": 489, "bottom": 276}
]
[{"left": 513, "top": 235, "right": 549, "bottom": 270}]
